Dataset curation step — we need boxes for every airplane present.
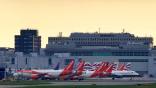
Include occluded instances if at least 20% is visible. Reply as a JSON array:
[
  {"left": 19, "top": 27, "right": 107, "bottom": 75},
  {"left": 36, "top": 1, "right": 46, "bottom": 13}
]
[
  {"left": 110, "top": 63, "right": 139, "bottom": 80},
  {"left": 111, "top": 70, "right": 140, "bottom": 80},
  {"left": 91, "top": 62, "right": 139, "bottom": 80},
  {"left": 13, "top": 59, "right": 75, "bottom": 80},
  {"left": 76, "top": 62, "right": 139, "bottom": 80},
  {"left": 13, "top": 60, "right": 139, "bottom": 80}
]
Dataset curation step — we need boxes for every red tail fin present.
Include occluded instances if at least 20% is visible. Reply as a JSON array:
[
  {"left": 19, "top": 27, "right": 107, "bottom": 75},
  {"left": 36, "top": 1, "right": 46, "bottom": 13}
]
[
  {"left": 90, "top": 62, "right": 106, "bottom": 77},
  {"left": 102, "top": 62, "right": 109, "bottom": 72},
  {"left": 60, "top": 59, "right": 75, "bottom": 76},
  {"left": 96, "top": 62, "right": 106, "bottom": 72},
  {"left": 118, "top": 64, "right": 125, "bottom": 71},
  {"left": 64, "top": 59, "right": 75, "bottom": 71},
  {"left": 76, "top": 60, "right": 85, "bottom": 76},
  {"left": 118, "top": 63, "right": 131, "bottom": 71},
  {"left": 106, "top": 63, "right": 114, "bottom": 73}
]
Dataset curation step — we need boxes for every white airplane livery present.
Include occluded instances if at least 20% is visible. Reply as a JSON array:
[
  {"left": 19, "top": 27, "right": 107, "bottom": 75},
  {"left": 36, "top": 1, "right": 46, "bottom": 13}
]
[
  {"left": 13, "top": 59, "right": 75, "bottom": 80},
  {"left": 13, "top": 60, "right": 140, "bottom": 80}
]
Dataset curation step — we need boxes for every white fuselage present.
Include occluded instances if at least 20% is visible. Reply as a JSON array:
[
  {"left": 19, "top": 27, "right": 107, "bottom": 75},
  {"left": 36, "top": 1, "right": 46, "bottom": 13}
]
[
  {"left": 80, "top": 70, "right": 95, "bottom": 78},
  {"left": 13, "top": 69, "right": 65, "bottom": 79},
  {"left": 111, "top": 70, "right": 139, "bottom": 77},
  {"left": 33, "top": 69, "right": 63, "bottom": 78}
]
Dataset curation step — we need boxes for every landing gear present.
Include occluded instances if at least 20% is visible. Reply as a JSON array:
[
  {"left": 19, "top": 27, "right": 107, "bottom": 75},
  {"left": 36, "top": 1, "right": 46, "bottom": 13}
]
[
  {"left": 78, "top": 78, "right": 84, "bottom": 81},
  {"left": 78, "top": 79, "right": 81, "bottom": 81},
  {"left": 112, "top": 77, "right": 115, "bottom": 80}
]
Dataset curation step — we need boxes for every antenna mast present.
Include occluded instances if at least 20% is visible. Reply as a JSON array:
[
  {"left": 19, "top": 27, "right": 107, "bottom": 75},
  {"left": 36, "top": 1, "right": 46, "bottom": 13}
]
[
  {"left": 59, "top": 32, "right": 62, "bottom": 37},
  {"left": 122, "top": 28, "right": 125, "bottom": 33},
  {"left": 99, "top": 27, "right": 101, "bottom": 33}
]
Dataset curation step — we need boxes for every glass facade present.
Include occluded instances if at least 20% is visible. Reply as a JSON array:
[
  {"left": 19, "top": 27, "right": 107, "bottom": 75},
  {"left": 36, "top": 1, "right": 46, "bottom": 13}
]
[
  {"left": 46, "top": 32, "right": 153, "bottom": 56},
  {"left": 25, "top": 58, "right": 28, "bottom": 65},
  {"left": 11, "top": 58, "right": 15, "bottom": 64},
  {"left": 119, "top": 59, "right": 148, "bottom": 62},
  {"left": 71, "top": 52, "right": 149, "bottom": 56},
  {"left": 48, "top": 58, "right": 52, "bottom": 65}
]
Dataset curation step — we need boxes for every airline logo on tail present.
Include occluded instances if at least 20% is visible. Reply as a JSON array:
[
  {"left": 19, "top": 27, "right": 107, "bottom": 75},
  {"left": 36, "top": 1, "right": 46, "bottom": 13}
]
[
  {"left": 105, "top": 63, "right": 114, "bottom": 73},
  {"left": 90, "top": 62, "right": 106, "bottom": 77},
  {"left": 118, "top": 63, "right": 131, "bottom": 71},
  {"left": 60, "top": 59, "right": 75, "bottom": 76},
  {"left": 118, "top": 64, "right": 125, "bottom": 71},
  {"left": 126, "top": 63, "right": 131, "bottom": 70},
  {"left": 76, "top": 60, "right": 85, "bottom": 76}
]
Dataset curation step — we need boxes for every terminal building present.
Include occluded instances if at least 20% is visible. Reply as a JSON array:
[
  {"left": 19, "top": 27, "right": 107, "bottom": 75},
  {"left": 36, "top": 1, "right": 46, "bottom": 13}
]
[
  {"left": 45, "top": 32, "right": 155, "bottom": 76},
  {"left": 46, "top": 32, "right": 152, "bottom": 55},
  {"left": 1, "top": 32, "right": 156, "bottom": 77}
]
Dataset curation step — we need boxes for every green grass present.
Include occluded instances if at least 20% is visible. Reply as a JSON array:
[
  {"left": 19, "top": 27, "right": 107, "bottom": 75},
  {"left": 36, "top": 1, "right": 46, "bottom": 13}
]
[
  {"left": 20, "top": 84, "right": 156, "bottom": 88},
  {"left": 0, "top": 80, "right": 51, "bottom": 85}
]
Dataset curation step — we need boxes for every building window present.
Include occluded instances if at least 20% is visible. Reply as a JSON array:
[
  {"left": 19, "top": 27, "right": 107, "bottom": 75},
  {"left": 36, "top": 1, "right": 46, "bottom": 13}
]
[
  {"left": 65, "top": 59, "right": 71, "bottom": 65},
  {"left": 11, "top": 58, "right": 15, "bottom": 64},
  {"left": 25, "top": 58, "right": 28, "bottom": 65},
  {"left": 48, "top": 58, "right": 52, "bottom": 65},
  {"left": 119, "top": 59, "right": 148, "bottom": 62},
  {"left": 153, "top": 58, "right": 156, "bottom": 61}
]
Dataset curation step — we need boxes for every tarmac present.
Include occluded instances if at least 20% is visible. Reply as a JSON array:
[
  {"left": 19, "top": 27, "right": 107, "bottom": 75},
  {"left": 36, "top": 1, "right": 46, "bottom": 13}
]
[
  {"left": 49, "top": 78, "right": 156, "bottom": 85},
  {"left": 0, "top": 77, "right": 156, "bottom": 88}
]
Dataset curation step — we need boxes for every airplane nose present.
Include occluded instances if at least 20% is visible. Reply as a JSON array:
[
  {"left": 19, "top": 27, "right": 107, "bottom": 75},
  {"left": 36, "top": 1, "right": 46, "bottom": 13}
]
[{"left": 135, "top": 72, "right": 139, "bottom": 76}]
